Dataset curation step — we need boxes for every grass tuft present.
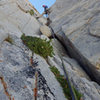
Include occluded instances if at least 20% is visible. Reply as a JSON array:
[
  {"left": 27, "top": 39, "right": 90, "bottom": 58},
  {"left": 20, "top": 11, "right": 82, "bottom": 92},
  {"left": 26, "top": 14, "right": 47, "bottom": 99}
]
[
  {"left": 28, "top": 9, "right": 34, "bottom": 16},
  {"left": 50, "top": 66, "right": 82, "bottom": 100},
  {"left": 4, "top": 35, "right": 13, "bottom": 44},
  {"left": 21, "top": 34, "right": 54, "bottom": 58}
]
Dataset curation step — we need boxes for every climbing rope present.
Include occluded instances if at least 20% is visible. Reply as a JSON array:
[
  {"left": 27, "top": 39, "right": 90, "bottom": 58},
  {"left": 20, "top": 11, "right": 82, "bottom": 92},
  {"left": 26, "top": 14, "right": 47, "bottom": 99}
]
[
  {"left": 61, "top": 58, "right": 78, "bottom": 100},
  {"left": 50, "top": 26, "right": 78, "bottom": 100}
]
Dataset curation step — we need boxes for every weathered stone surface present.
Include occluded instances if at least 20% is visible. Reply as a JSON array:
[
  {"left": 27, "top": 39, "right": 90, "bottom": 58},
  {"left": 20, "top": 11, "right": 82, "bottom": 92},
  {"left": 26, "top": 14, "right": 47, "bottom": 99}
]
[
  {"left": 40, "top": 25, "right": 52, "bottom": 37},
  {"left": 33, "top": 54, "right": 67, "bottom": 100},
  {"left": 0, "top": 41, "right": 34, "bottom": 100},
  {"left": 63, "top": 59, "right": 100, "bottom": 100},
  {"left": 0, "top": 27, "right": 8, "bottom": 45},
  {"left": 38, "top": 17, "right": 47, "bottom": 25},
  {"left": 1, "top": 0, "right": 100, "bottom": 99},
  {"left": 0, "top": 35, "right": 67, "bottom": 100},
  {"left": 49, "top": 0, "right": 100, "bottom": 84},
  {"left": 0, "top": 0, "right": 40, "bottom": 38},
  {"left": 51, "top": 39, "right": 68, "bottom": 57},
  {"left": 89, "top": 13, "right": 100, "bottom": 37},
  {"left": 48, "top": 55, "right": 100, "bottom": 100}
]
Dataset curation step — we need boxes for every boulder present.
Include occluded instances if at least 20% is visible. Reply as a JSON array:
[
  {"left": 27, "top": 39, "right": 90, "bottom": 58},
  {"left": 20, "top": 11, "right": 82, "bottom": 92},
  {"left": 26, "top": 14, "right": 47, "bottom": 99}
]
[{"left": 40, "top": 25, "right": 52, "bottom": 37}]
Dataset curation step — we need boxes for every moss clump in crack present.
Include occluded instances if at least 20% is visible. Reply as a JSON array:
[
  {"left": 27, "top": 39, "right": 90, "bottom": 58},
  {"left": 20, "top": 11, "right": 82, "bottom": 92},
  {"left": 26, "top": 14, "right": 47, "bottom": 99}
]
[
  {"left": 28, "top": 9, "right": 34, "bottom": 16},
  {"left": 4, "top": 35, "right": 13, "bottom": 44},
  {"left": 50, "top": 66, "right": 82, "bottom": 100},
  {"left": 21, "top": 34, "right": 54, "bottom": 58}
]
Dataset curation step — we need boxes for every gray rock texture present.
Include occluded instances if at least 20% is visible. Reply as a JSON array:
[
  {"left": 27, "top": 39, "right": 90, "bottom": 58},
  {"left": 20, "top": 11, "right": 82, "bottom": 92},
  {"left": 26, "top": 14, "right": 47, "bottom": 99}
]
[
  {"left": 0, "top": 0, "right": 100, "bottom": 100},
  {"left": 0, "top": 35, "right": 67, "bottom": 100},
  {"left": 48, "top": 55, "right": 100, "bottom": 100},
  {"left": 63, "top": 59, "right": 100, "bottom": 100},
  {"left": 0, "top": 0, "right": 40, "bottom": 41},
  {"left": 49, "top": 0, "right": 100, "bottom": 84},
  {"left": 51, "top": 39, "right": 68, "bottom": 57}
]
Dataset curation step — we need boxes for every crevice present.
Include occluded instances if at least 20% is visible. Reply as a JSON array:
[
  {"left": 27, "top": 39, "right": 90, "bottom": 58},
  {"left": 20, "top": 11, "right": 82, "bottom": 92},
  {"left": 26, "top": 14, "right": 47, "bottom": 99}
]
[
  {"left": 0, "top": 76, "right": 13, "bottom": 100},
  {"left": 54, "top": 31, "right": 100, "bottom": 85},
  {"left": 16, "top": 2, "right": 28, "bottom": 13},
  {"left": 48, "top": 17, "right": 100, "bottom": 84}
]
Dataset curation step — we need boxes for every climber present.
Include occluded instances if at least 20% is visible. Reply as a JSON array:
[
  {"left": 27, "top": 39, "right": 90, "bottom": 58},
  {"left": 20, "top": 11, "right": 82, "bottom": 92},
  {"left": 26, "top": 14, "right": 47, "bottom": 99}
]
[
  {"left": 42, "top": 5, "right": 49, "bottom": 17},
  {"left": 36, "top": 5, "right": 50, "bottom": 19}
]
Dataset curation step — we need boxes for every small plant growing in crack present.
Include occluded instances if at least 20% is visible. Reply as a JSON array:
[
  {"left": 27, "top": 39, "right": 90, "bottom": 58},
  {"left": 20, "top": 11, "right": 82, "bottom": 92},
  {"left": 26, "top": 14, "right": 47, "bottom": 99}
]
[
  {"left": 27, "top": 9, "right": 34, "bottom": 16},
  {"left": 21, "top": 34, "right": 54, "bottom": 58},
  {"left": 4, "top": 35, "right": 13, "bottom": 44},
  {"left": 50, "top": 66, "right": 82, "bottom": 100}
]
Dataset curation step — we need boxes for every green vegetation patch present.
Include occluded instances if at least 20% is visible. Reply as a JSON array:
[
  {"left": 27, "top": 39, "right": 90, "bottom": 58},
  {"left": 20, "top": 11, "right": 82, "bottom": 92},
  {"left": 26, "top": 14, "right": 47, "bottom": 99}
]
[
  {"left": 28, "top": 9, "right": 34, "bottom": 16},
  {"left": 4, "top": 35, "right": 13, "bottom": 44},
  {"left": 50, "top": 66, "right": 82, "bottom": 100},
  {"left": 21, "top": 34, "right": 54, "bottom": 58}
]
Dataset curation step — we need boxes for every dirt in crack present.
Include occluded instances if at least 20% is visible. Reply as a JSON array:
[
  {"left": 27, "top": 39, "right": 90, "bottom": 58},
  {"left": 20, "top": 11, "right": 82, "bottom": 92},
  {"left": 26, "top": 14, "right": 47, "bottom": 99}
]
[{"left": 0, "top": 76, "right": 14, "bottom": 100}]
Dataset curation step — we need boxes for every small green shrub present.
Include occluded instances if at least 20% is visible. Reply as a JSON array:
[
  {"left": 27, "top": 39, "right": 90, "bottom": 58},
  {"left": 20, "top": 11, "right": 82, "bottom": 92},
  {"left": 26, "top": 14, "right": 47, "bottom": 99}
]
[
  {"left": 21, "top": 34, "right": 54, "bottom": 58},
  {"left": 4, "top": 35, "right": 13, "bottom": 44},
  {"left": 28, "top": 9, "right": 34, "bottom": 16},
  {"left": 50, "top": 66, "right": 82, "bottom": 100}
]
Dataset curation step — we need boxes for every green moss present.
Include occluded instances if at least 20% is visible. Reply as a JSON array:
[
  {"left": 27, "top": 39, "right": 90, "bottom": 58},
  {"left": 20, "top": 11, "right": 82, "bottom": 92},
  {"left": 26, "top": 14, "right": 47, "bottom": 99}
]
[
  {"left": 4, "top": 35, "right": 13, "bottom": 44},
  {"left": 50, "top": 66, "right": 82, "bottom": 100},
  {"left": 28, "top": 9, "right": 34, "bottom": 16},
  {"left": 21, "top": 34, "right": 54, "bottom": 58}
]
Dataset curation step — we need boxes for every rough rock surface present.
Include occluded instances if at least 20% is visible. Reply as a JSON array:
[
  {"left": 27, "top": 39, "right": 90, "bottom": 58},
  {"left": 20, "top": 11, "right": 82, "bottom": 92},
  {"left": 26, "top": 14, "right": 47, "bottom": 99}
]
[
  {"left": 51, "top": 39, "right": 68, "bottom": 57},
  {"left": 0, "top": 0, "right": 40, "bottom": 40},
  {"left": 49, "top": 0, "right": 100, "bottom": 84},
  {"left": 48, "top": 55, "right": 100, "bottom": 100},
  {"left": 0, "top": 0, "right": 100, "bottom": 100},
  {"left": 40, "top": 25, "right": 52, "bottom": 37},
  {"left": 0, "top": 36, "right": 66, "bottom": 100}
]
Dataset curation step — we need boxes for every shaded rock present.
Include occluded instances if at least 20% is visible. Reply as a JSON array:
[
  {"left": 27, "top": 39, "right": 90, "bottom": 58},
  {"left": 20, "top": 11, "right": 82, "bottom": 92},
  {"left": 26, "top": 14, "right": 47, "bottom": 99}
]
[
  {"left": 63, "top": 57, "right": 90, "bottom": 79},
  {"left": 51, "top": 39, "right": 68, "bottom": 57},
  {"left": 49, "top": 0, "right": 100, "bottom": 84},
  {"left": 40, "top": 25, "right": 52, "bottom": 37},
  {"left": 48, "top": 54, "right": 100, "bottom": 100}
]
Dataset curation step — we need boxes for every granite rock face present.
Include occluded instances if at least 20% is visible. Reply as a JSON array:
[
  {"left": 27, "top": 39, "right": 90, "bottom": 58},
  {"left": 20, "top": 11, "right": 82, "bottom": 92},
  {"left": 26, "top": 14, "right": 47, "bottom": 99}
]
[
  {"left": 0, "top": 35, "right": 66, "bottom": 100},
  {"left": 0, "top": 0, "right": 100, "bottom": 100},
  {"left": 48, "top": 55, "right": 100, "bottom": 100},
  {"left": 49, "top": 0, "right": 100, "bottom": 84},
  {"left": 0, "top": 0, "right": 40, "bottom": 41}
]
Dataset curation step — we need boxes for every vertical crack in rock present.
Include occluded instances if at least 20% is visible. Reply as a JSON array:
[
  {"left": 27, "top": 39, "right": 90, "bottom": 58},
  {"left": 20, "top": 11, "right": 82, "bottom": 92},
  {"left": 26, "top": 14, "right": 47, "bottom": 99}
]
[
  {"left": 0, "top": 76, "right": 12, "bottom": 100},
  {"left": 37, "top": 70, "right": 55, "bottom": 100},
  {"left": 16, "top": 2, "right": 28, "bottom": 13}
]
